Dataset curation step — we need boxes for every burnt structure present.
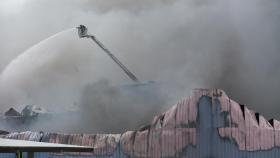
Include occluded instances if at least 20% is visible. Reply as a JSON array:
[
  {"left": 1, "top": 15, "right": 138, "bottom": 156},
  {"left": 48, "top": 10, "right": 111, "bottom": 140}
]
[
  {"left": 1, "top": 89, "right": 280, "bottom": 158},
  {"left": 0, "top": 105, "right": 47, "bottom": 131}
]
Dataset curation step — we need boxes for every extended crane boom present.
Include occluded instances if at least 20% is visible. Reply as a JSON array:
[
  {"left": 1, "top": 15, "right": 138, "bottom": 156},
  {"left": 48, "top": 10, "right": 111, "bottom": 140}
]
[{"left": 77, "top": 25, "right": 139, "bottom": 82}]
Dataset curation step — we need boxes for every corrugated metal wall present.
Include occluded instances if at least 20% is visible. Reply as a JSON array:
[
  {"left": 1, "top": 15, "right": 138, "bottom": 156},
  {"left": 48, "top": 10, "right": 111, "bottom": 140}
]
[{"left": 2, "top": 95, "right": 280, "bottom": 158}]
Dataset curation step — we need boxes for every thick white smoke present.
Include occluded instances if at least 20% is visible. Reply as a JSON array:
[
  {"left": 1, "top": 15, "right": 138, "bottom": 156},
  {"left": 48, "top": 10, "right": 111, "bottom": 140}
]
[{"left": 0, "top": 0, "right": 280, "bottom": 132}]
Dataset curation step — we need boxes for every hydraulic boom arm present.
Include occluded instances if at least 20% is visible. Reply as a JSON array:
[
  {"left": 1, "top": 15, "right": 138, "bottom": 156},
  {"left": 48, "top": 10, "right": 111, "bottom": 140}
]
[{"left": 77, "top": 25, "right": 139, "bottom": 82}]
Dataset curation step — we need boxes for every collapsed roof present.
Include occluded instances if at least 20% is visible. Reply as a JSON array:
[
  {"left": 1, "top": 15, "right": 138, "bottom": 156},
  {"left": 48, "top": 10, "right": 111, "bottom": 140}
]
[
  {"left": 21, "top": 105, "right": 47, "bottom": 117},
  {"left": 3, "top": 105, "right": 47, "bottom": 118}
]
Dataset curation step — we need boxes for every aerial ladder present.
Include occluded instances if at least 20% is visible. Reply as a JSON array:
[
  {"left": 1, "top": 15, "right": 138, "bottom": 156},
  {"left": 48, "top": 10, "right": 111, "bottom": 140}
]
[{"left": 77, "top": 25, "right": 139, "bottom": 82}]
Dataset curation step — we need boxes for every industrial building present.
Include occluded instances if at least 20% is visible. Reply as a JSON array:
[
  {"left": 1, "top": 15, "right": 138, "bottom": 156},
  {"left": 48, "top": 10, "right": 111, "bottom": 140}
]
[{"left": 1, "top": 88, "right": 280, "bottom": 158}]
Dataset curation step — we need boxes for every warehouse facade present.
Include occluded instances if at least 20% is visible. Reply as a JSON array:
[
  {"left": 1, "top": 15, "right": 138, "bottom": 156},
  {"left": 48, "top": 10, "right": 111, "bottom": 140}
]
[{"left": 1, "top": 89, "right": 280, "bottom": 158}]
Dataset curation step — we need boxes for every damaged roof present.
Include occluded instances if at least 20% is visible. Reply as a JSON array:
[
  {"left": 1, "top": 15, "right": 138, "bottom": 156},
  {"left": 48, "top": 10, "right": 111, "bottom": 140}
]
[{"left": 2, "top": 89, "right": 280, "bottom": 157}]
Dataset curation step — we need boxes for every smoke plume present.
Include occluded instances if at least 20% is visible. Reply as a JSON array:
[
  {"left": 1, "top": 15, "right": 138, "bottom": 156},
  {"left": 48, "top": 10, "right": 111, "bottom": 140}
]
[{"left": 0, "top": 0, "right": 280, "bottom": 132}]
